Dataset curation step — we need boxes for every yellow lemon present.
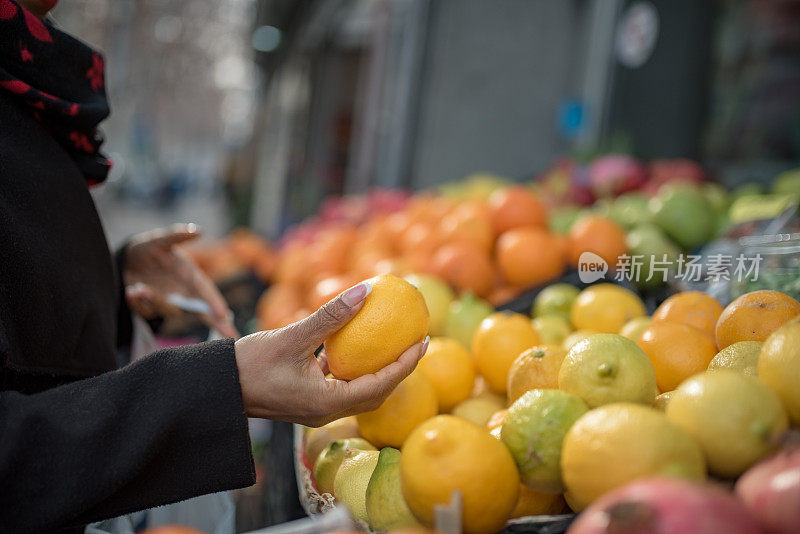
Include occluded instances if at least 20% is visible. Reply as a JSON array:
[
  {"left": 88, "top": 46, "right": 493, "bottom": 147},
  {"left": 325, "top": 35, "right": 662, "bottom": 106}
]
[
  {"left": 666, "top": 370, "right": 789, "bottom": 477},
  {"left": 357, "top": 370, "right": 438, "bottom": 448},
  {"left": 400, "top": 415, "right": 520, "bottom": 534},
  {"left": 561, "top": 403, "right": 706, "bottom": 509},
  {"left": 759, "top": 319, "right": 800, "bottom": 424},
  {"left": 558, "top": 334, "right": 658, "bottom": 408},
  {"left": 405, "top": 274, "right": 454, "bottom": 336},
  {"left": 326, "top": 274, "right": 429, "bottom": 380},
  {"left": 618, "top": 316, "right": 652, "bottom": 342},
  {"left": 334, "top": 449, "right": 380, "bottom": 523},
  {"left": 472, "top": 311, "right": 541, "bottom": 393},
  {"left": 562, "top": 329, "right": 598, "bottom": 351},
  {"left": 570, "top": 284, "right": 646, "bottom": 333},
  {"left": 451, "top": 396, "right": 506, "bottom": 427},
  {"left": 303, "top": 416, "right": 360, "bottom": 465},
  {"left": 532, "top": 315, "right": 572, "bottom": 345},
  {"left": 708, "top": 341, "right": 763, "bottom": 377},
  {"left": 417, "top": 337, "right": 475, "bottom": 412}
]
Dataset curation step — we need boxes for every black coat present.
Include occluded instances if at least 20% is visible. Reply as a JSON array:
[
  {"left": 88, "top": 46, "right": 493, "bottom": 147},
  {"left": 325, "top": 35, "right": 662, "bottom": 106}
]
[{"left": 0, "top": 92, "right": 256, "bottom": 532}]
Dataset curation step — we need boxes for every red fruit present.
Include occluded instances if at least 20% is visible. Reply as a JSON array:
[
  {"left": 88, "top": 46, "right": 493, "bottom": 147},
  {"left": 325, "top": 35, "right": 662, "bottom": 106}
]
[
  {"left": 567, "top": 478, "right": 763, "bottom": 534},
  {"left": 736, "top": 436, "right": 800, "bottom": 534},
  {"left": 589, "top": 155, "right": 647, "bottom": 197}
]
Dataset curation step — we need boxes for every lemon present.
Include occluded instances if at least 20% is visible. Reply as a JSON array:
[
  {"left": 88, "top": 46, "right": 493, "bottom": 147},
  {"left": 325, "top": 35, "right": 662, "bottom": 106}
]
[
  {"left": 400, "top": 415, "right": 520, "bottom": 534},
  {"left": 472, "top": 311, "right": 541, "bottom": 393},
  {"left": 562, "top": 329, "right": 598, "bottom": 351},
  {"left": 451, "top": 396, "right": 506, "bottom": 427},
  {"left": 443, "top": 292, "right": 494, "bottom": 349},
  {"left": 759, "top": 319, "right": 800, "bottom": 424},
  {"left": 303, "top": 416, "right": 360, "bottom": 465},
  {"left": 618, "top": 316, "right": 652, "bottom": 342},
  {"left": 326, "top": 274, "right": 429, "bottom": 380},
  {"left": 357, "top": 370, "right": 438, "bottom": 448},
  {"left": 708, "top": 341, "right": 763, "bottom": 377},
  {"left": 417, "top": 337, "right": 475, "bottom": 412},
  {"left": 501, "top": 389, "right": 588, "bottom": 492},
  {"left": 561, "top": 403, "right": 706, "bottom": 509},
  {"left": 666, "top": 370, "right": 789, "bottom": 478},
  {"left": 532, "top": 315, "right": 572, "bottom": 345},
  {"left": 558, "top": 334, "right": 658, "bottom": 408},
  {"left": 366, "top": 447, "right": 420, "bottom": 530},
  {"left": 405, "top": 274, "right": 455, "bottom": 336},
  {"left": 532, "top": 283, "right": 580, "bottom": 321},
  {"left": 334, "top": 449, "right": 380, "bottom": 523},
  {"left": 570, "top": 284, "right": 646, "bottom": 333},
  {"left": 507, "top": 345, "right": 567, "bottom": 404},
  {"left": 313, "top": 438, "right": 376, "bottom": 496}
]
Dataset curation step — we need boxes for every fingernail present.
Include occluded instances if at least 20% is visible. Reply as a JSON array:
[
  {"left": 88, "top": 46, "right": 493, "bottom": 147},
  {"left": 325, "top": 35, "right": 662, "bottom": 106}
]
[
  {"left": 421, "top": 335, "right": 430, "bottom": 356},
  {"left": 341, "top": 281, "right": 371, "bottom": 307}
]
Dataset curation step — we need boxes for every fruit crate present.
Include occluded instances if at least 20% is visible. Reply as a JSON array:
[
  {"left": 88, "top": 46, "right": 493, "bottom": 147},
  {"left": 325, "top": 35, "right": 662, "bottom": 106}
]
[{"left": 293, "top": 425, "right": 576, "bottom": 533}]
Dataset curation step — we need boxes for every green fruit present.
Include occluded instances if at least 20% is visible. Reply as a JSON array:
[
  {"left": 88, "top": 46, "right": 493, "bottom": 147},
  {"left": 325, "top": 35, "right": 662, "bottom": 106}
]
[
  {"left": 650, "top": 187, "right": 715, "bottom": 249},
  {"left": 334, "top": 449, "right": 380, "bottom": 523},
  {"left": 313, "top": 438, "right": 376, "bottom": 496},
  {"left": 443, "top": 292, "right": 494, "bottom": 348},
  {"left": 501, "top": 389, "right": 588, "bottom": 492},
  {"left": 365, "top": 448, "right": 421, "bottom": 530},
  {"left": 731, "top": 182, "right": 764, "bottom": 200},
  {"left": 549, "top": 205, "right": 583, "bottom": 234},
  {"left": 609, "top": 192, "right": 653, "bottom": 229},
  {"left": 532, "top": 283, "right": 580, "bottom": 321},
  {"left": 771, "top": 168, "right": 800, "bottom": 195},
  {"left": 626, "top": 224, "right": 681, "bottom": 289},
  {"left": 532, "top": 315, "right": 572, "bottom": 345}
]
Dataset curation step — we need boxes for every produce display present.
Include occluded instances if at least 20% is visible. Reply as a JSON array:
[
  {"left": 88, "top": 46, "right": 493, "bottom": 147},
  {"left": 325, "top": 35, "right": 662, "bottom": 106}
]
[
  {"left": 297, "top": 278, "right": 800, "bottom": 533},
  {"left": 181, "top": 157, "right": 800, "bottom": 533}
]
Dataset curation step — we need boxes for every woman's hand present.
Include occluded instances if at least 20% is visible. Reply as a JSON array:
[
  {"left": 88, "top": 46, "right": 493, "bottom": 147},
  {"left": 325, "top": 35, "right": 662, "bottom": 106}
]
[
  {"left": 123, "top": 224, "right": 238, "bottom": 339},
  {"left": 235, "top": 282, "right": 429, "bottom": 426}
]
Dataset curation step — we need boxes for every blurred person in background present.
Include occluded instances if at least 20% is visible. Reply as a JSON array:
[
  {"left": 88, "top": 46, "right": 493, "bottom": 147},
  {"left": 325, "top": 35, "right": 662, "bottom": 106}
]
[{"left": 0, "top": 1, "right": 427, "bottom": 531}]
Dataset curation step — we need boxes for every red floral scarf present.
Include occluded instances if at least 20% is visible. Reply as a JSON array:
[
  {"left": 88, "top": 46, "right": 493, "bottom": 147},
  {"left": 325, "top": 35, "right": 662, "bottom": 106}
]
[{"left": 0, "top": 0, "right": 111, "bottom": 185}]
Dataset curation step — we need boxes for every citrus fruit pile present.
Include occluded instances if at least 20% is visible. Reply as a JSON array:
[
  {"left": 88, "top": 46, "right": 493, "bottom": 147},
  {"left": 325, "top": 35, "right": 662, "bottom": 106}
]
[{"left": 301, "top": 281, "right": 800, "bottom": 533}]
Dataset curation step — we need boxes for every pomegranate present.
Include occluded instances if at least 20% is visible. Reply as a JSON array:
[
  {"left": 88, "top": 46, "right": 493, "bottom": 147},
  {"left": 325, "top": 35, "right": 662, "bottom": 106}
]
[
  {"left": 736, "top": 434, "right": 800, "bottom": 534},
  {"left": 567, "top": 477, "right": 763, "bottom": 534}
]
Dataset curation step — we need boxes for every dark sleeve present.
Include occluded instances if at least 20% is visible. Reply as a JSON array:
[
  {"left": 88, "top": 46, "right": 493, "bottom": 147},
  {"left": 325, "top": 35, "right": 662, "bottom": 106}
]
[
  {"left": 114, "top": 243, "right": 134, "bottom": 349},
  {"left": 0, "top": 338, "right": 256, "bottom": 533}
]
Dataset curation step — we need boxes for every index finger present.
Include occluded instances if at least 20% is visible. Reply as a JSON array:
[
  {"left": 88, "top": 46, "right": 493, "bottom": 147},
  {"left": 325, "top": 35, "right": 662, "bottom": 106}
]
[{"left": 329, "top": 338, "right": 429, "bottom": 412}]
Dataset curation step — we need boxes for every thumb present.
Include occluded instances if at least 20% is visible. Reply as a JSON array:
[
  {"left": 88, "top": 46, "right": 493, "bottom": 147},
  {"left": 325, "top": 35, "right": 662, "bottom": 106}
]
[{"left": 290, "top": 281, "right": 371, "bottom": 349}]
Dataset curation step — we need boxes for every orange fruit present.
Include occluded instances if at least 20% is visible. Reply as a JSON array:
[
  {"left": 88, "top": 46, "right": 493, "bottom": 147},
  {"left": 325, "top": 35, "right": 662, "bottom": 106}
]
[
  {"left": 488, "top": 186, "right": 547, "bottom": 234},
  {"left": 568, "top": 215, "right": 628, "bottom": 267},
  {"left": 306, "top": 274, "right": 359, "bottom": 311},
  {"left": 439, "top": 204, "right": 494, "bottom": 253},
  {"left": 472, "top": 311, "right": 541, "bottom": 393},
  {"left": 496, "top": 228, "right": 565, "bottom": 288},
  {"left": 638, "top": 322, "right": 718, "bottom": 392},
  {"left": 356, "top": 370, "right": 438, "bottom": 448},
  {"left": 325, "top": 274, "right": 429, "bottom": 380},
  {"left": 399, "top": 222, "right": 443, "bottom": 258},
  {"left": 486, "top": 284, "right": 524, "bottom": 307},
  {"left": 715, "top": 290, "right": 800, "bottom": 350},
  {"left": 417, "top": 337, "right": 476, "bottom": 412},
  {"left": 507, "top": 345, "right": 568, "bottom": 403},
  {"left": 510, "top": 485, "right": 565, "bottom": 518},
  {"left": 227, "top": 228, "right": 272, "bottom": 269},
  {"left": 274, "top": 244, "right": 315, "bottom": 288},
  {"left": 256, "top": 283, "right": 305, "bottom": 330},
  {"left": 400, "top": 415, "right": 520, "bottom": 534},
  {"left": 651, "top": 291, "right": 723, "bottom": 338},
  {"left": 431, "top": 243, "right": 495, "bottom": 297}
]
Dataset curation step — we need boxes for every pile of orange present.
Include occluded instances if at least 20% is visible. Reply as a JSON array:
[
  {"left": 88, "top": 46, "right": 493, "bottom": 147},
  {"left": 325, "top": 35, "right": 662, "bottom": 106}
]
[{"left": 250, "top": 184, "right": 631, "bottom": 330}]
